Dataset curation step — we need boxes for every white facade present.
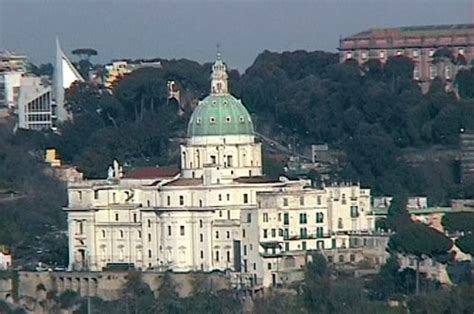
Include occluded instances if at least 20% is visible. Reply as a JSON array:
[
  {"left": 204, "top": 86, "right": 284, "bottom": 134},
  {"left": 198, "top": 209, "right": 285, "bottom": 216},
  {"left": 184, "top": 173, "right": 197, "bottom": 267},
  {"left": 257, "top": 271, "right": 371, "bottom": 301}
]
[
  {"left": 17, "top": 76, "right": 55, "bottom": 131},
  {"left": 65, "top": 54, "right": 376, "bottom": 288}
]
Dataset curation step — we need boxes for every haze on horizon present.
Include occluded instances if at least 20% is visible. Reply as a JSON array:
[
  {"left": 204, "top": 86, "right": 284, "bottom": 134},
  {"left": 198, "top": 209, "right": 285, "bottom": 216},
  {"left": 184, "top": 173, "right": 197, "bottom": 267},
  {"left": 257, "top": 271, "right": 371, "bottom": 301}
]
[{"left": 0, "top": 0, "right": 471, "bottom": 71}]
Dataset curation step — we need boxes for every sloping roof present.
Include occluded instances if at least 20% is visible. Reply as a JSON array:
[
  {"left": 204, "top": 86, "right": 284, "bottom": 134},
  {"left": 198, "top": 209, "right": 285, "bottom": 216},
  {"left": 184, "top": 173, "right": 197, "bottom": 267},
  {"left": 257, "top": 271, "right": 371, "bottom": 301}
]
[
  {"left": 123, "top": 167, "right": 179, "bottom": 180},
  {"left": 162, "top": 178, "right": 203, "bottom": 187},
  {"left": 347, "top": 23, "right": 474, "bottom": 39},
  {"left": 234, "top": 176, "right": 280, "bottom": 184}
]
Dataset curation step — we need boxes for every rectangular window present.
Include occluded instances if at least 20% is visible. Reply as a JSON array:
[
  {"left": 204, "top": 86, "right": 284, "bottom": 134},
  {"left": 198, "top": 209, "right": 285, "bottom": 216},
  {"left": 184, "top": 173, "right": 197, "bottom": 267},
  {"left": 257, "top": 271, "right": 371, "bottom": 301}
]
[
  {"left": 350, "top": 206, "right": 359, "bottom": 218},
  {"left": 216, "top": 231, "right": 219, "bottom": 239},
  {"left": 283, "top": 198, "right": 288, "bottom": 206},
  {"left": 247, "top": 213, "right": 252, "bottom": 223},
  {"left": 243, "top": 193, "right": 249, "bottom": 204},
  {"left": 94, "top": 190, "right": 99, "bottom": 200},
  {"left": 283, "top": 213, "right": 289, "bottom": 225},
  {"left": 227, "top": 210, "right": 231, "bottom": 220},
  {"left": 317, "top": 196, "right": 322, "bottom": 205},
  {"left": 219, "top": 194, "right": 222, "bottom": 201},
  {"left": 299, "top": 213, "right": 307, "bottom": 224},
  {"left": 263, "top": 229, "right": 268, "bottom": 238},
  {"left": 133, "top": 213, "right": 137, "bottom": 223},
  {"left": 180, "top": 226, "right": 185, "bottom": 236},
  {"left": 215, "top": 251, "right": 219, "bottom": 261},
  {"left": 200, "top": 250, "right": 204, "bottom": 259},
  {"left": 226, "top": 194, "right": 230, "bottom": 201},
  {"left": 243, "top": 229, "right": 246, "bottom": 238},
  {"left": 300, "top": 227, "right": 307, "bottom": 239},
  {"left": 300, "top": 197, "right": 304, "bottom": 206},
  {"left": 316, "top": 227, "right": 324, "bottom": 238},
  {"left": 316, "top": 212, "right": 324, "bottom": 223},
  {"left": 263, "top": 213, "right": 269, "bottom": 223},
  {"left": 227, "top": 251, "right": 231, "bottom": 262},
  {"left": 115, "top": 213, "right": 119, "bottom": 221},
  {"left": 200, "top": 233, "right": 203, "bottom": 242},
  {"left": 179, "top": 195, "right": 184, "bottom": 206},
  {"left": 244, "top": 245, "right": 247, "bottom": 255},
  {"left": 285, "top": 242, "right": 289, "bottom": 251},
  {"left": 302, "top": 241, "right": 307, "bottom": 251},
  {"left": 167, "top": 196, "right": 171, "bottom": 206},
  {"left": 271, "top": 229, "right": 276, "bottom": 238},
  {"left": 168, "top": 226, "right": 172, "bottom": 236},
  {"left": 148, "top": 233, "right": 152, "bottom": 242},
  {"left": 278, "top": 213, "right": 281, "bottom": 222},
  {"left": 267, "top": 263, "right": 272, "bottom": 270},
  {"left": 284, "top": 228, "right": 289, "bottom": 239}
]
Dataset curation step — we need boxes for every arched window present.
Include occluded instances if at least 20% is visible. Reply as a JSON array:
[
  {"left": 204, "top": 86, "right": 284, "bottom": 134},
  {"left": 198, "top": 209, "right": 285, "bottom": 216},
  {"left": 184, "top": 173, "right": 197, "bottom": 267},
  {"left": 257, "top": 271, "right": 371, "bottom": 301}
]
[{"left": 182, "top": 152, "right": 187, "bottom": 168}]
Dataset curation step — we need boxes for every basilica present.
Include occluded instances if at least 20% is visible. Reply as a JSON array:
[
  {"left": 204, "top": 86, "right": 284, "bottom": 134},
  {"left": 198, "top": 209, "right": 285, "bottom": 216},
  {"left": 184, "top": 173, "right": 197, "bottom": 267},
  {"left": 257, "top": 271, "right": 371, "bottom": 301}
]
[{"left": 65, "top": 54, "right": 375, "bottom": 287}]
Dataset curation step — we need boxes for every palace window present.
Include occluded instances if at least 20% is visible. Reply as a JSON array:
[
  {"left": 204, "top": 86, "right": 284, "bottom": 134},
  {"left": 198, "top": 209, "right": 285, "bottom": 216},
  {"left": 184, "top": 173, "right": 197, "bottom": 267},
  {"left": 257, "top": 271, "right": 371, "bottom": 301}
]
[
  {"left": 338, "top": 218, "right": 344, "bottom": 229},
  {"left": 299, "top": 213, "right": 307, "bottom": 224},
  {"left": 316, "top": 212, "right": 324, "bottom": 223},
  {"left": 316, "top": 227, "right": 324, "bottom": 238}
]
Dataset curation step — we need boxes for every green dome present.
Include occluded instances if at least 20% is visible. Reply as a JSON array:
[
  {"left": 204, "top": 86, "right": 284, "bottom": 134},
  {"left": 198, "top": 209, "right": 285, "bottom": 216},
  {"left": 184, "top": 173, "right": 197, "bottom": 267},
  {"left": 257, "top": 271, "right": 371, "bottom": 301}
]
[{"left": 187, "top": 94, "right": 254, "bottom": 137}]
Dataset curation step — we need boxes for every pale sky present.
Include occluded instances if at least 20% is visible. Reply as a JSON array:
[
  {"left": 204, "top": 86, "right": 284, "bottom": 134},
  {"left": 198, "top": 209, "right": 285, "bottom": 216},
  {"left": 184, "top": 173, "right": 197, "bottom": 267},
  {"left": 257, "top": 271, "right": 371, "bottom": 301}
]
[{"left": 0, "top": 0, "right": 471, "bottom": 71}]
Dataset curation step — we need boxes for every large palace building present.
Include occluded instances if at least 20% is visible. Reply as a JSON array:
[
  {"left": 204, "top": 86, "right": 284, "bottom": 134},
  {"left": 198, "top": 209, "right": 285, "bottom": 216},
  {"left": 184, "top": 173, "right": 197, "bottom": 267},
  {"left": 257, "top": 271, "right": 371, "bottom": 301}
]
[
  {"left": 339, "top": 24, "right": 474, "bottom": 89},
  {"left": 65, "top": 54, "right": 375, "bottom": 287}
]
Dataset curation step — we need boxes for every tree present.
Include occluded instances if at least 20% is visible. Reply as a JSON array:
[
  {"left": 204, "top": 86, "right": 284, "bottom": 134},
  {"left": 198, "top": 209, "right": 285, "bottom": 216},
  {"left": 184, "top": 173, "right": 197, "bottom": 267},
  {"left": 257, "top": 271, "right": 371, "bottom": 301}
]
[
  {"left": 389, "top": 222, "right": 453, "bottom": 294},
  {"left": 122, "top": 271, "right": 156, "bottom": 313}
]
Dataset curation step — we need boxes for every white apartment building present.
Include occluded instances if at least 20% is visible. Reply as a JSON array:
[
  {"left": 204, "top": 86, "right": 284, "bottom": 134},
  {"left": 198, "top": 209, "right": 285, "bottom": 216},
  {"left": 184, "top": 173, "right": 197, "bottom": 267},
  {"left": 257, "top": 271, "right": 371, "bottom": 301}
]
[{"left": 65, "top": 54, "right": 375, "bottom": 287}]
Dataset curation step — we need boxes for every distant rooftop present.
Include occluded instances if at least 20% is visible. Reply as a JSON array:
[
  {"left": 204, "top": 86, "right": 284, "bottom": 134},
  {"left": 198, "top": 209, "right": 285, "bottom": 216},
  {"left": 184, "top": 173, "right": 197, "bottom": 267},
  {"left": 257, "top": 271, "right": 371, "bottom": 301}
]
[
  {"left": 346, "top": 23, "right": 474, "bottom": 40},
  {"left": 123, "top": 166, "right": 179, "bottom": 180}
]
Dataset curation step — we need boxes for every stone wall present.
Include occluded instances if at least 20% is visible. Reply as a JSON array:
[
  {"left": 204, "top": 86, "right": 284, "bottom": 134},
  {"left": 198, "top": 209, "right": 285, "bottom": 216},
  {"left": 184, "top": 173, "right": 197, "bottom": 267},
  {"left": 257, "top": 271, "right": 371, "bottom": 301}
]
[{"left": 16, "top": 271, "right": 230, "bottom": 301}]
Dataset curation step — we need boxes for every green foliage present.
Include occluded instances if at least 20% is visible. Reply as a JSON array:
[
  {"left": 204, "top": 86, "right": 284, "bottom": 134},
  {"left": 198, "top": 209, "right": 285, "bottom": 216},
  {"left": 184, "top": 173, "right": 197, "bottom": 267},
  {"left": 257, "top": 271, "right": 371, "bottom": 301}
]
[
  {"left": 442, "top": 212, "right": 474, "bottom": 233},
  {"left": 389, "top": 222, "right": 453, "bottom": 258},
  {"left": 456, "top": 233, "right": 474, "bottom": 256}
]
